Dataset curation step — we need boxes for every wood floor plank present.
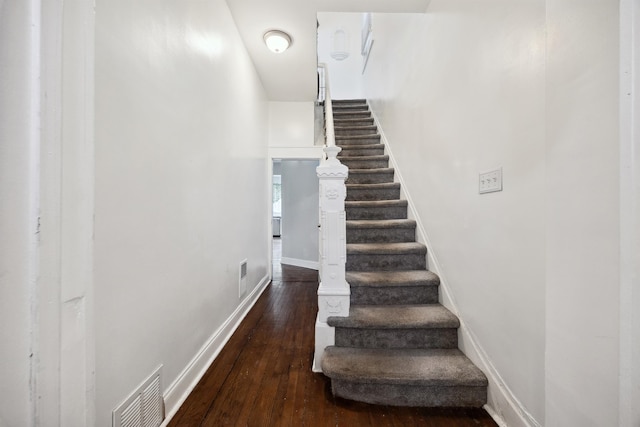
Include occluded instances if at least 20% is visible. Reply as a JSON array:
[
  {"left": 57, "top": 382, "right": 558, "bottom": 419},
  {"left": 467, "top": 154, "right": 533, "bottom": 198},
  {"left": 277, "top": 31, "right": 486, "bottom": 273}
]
[
  {"left": 169, "top": 291, "right": 272, "bottom": 426},
  {"left": 244, "top": 284, "right": 297, "bottom": 426},
  {"left": 168, "top": 258, "right": 498, "bottom": 427},
  {"left": 199, "top": 286, "right": 284, "bottom": 427}
]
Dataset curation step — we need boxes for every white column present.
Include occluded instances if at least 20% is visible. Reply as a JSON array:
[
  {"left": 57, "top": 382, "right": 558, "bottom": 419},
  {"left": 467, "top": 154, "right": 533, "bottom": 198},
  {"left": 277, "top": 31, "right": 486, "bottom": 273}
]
[{"left": 313, "top": 146, "right": 349, "bottom": 372}]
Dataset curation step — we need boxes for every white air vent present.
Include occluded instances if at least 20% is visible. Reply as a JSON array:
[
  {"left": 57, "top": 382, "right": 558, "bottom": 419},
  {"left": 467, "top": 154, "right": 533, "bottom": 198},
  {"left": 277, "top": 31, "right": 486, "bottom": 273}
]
[
  {"left": 239, "top": 259, "right": 248, "bottom": 298},
  {"left": 113, "top": 366, "right": 164, "bottom": 427}
]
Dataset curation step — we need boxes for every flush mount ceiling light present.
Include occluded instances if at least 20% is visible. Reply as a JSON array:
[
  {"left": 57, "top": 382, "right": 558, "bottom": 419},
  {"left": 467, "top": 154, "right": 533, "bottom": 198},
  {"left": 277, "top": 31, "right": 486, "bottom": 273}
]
[{"left": 263, "top": 30, "right": 291, "bottom": 53}]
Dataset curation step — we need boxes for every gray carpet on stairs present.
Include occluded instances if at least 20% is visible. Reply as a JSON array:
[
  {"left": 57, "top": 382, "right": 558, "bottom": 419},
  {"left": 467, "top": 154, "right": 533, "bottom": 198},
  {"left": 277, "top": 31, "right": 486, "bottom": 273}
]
[{"left": 321, "top": 99, "right": 487, "bottom": 408}]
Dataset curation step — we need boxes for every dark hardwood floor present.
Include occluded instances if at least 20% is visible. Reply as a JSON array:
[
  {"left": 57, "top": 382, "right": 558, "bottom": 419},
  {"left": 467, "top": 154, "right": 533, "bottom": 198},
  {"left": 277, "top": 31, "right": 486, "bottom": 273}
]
[{"left": 168, "top": 239, "right": 498, "bottom": 427}]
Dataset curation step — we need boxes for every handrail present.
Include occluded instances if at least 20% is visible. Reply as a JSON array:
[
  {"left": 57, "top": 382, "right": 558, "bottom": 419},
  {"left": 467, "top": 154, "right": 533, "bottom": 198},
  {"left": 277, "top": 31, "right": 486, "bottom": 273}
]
[{"left": 318, "top": 63, "right": 336, "bottom": 151}]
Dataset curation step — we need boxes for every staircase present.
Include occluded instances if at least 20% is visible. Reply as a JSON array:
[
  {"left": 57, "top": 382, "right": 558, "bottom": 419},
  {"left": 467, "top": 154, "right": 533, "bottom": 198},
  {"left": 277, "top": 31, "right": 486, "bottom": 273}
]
[{"left": 320, "top": 99, "right": 488, "bottom": 407}]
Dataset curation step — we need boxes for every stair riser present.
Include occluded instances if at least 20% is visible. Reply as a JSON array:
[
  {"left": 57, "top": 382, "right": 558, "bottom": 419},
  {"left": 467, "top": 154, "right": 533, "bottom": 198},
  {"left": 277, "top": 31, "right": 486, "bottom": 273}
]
[
  {"left": 346, "top": 187, "right": 400, "bottom": 201},
  {"left": 346, "top": 206, "right": 407, "bottom": 220},
  {"left": 347, "top": 227, "right": 415, "bottom": 243},
  {"left": 350, "top": 286, "right": 439, "bottom": 305},
  {"left": 333, "top": 112, "right": 371, "bottom": 119},
  {"left": 333, "top": 99, "right": 367, "bottom": 105},
  {"left": 334, "top": 328, "right": 458, "bottom": 349},
  {"left": 333, "top": 106, "right": 369, "bottom": 111},
  {"left": 339, "top": 148, "right": 385, "bottom": 157},
  {"left": 340, "top": 158, "right": 389, "bottom": 169},
  {"left": 335, "top": 128, "right": 378, "bottom": 136},
  {"left": 334, "top": 118, "right": 374, "bottom": 126},
  {"left": 337, "top": 136, "right": 381, "bottom": 145},
  {"left": 346, "top": 253, "right": 427, "bottom": 271},
  {"left": 346, "top": 172, "right": 395, "bottom": 185},
  {"left": 331, "top": 381, "right": 487, "bottom": 408}
]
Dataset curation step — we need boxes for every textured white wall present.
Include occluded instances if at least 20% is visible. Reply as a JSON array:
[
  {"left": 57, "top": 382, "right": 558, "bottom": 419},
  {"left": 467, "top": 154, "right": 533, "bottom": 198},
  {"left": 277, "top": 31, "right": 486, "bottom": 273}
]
[
  {"left": 94, "top": 0, "right": 269, "bottom": 423},
  {"left": 0, "top": 2, "right": 36, "bottom": 425},
  {"left": 545, "top": 0, "right": 620, "bottom": 425},
  {"left": 281, "top": 160, "right": 320, "bottom": 268},
  {"left": 363, "top": 1, "right": 623, "bottom": 425},
  {"left": 317, "top": 12, "right": 366, "bottom": 100}
]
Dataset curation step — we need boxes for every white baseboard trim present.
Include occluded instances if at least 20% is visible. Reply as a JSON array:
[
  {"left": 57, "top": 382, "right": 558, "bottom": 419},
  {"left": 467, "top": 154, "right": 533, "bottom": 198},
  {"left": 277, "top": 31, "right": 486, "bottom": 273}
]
[
  {"left": 459, "top": 324, "right": 541, "bottom": 427},
  {"left": 160, "top": 274, "right": 271, "bottom": 426},
  {"left": 280, "top": 257, "right": 319, "bottom": 271},
  {"left": 368, "top": 104, "right": 540, "bottom": 427}
]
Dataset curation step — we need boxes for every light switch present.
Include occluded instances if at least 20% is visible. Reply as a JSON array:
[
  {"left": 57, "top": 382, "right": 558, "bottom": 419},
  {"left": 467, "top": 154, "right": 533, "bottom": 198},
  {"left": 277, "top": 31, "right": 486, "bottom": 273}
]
[{"left": 479, "top": 168, "right": 502, "bottom": 194}]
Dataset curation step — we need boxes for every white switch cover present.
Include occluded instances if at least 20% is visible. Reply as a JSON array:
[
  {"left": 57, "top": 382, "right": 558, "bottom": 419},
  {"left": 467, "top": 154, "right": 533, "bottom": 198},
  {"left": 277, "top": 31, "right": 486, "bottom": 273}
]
[{"left": 479, "top": 168, "right": 502, "bottom": 194}]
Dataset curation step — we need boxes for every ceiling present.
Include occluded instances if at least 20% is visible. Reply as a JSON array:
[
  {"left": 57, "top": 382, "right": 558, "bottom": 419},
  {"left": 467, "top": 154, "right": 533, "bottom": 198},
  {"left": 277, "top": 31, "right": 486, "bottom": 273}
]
[{"left": 225, "top": 0, "right": 431, "bottom": 101}]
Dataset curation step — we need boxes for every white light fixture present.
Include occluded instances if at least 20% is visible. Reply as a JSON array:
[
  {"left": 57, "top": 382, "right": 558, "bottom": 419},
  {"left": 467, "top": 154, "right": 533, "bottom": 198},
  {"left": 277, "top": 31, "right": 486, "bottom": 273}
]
[
  {"left": 264, "top": 30, "right": 291, "bottom": 53},
  {"left": 330, "top": 29, "right": 349, "bottom": 61}
]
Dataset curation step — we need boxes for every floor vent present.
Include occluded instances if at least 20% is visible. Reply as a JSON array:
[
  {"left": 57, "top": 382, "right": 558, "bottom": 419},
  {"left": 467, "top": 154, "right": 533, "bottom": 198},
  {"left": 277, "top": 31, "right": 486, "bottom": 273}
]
[
  {"left": 113, "top": 366, "right": 164, "bottom": 427},
  {"left": 239, "top": 259, "right": 248, "bottom": 298}
]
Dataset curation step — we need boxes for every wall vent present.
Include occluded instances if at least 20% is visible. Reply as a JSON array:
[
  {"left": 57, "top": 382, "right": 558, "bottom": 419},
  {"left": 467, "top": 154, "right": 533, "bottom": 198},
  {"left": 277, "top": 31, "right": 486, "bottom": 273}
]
[
  {"left": 113, "top": 366, "right": 164, "bottom": 427},
  {"left": 239, "top": 259, "right": 248, "bottom": 298}
]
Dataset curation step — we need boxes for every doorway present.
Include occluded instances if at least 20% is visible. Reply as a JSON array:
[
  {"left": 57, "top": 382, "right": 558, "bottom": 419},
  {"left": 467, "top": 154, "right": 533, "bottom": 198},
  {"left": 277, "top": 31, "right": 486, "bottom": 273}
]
[{"left": 271, "top": 159, "right": 320, "bottom": 277}]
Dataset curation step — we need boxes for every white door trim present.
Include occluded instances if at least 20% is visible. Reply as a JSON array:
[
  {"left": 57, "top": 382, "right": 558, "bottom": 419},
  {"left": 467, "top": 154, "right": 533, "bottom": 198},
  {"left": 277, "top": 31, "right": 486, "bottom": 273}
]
[
  {"left": 35, "top": 1, "right": 96, "bottom": 425},
  {"left": 619, "top": 1, "right": 640, "bottom": 425}
]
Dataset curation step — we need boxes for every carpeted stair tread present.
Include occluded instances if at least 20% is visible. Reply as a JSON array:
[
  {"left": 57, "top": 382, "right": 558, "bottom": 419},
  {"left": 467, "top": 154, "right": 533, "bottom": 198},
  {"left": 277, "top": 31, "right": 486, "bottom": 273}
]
[
  {"left": 332, "top": 102, "right": 369, "bottom": 110},
  {"left": 346, "top": 270, "right": 440, "bottom": 288},
  {"left": 322, "top": 347, "right": 488, "bottom": 387},
  {"left": 345, "top": 200, "right": 408, "bottom": 220},
  {"left": 346, "top": 183, "right": 401, "bottom": 202},
  {"left": 346, "top": 168, "right": 395, "bottom": 185},
  {"left": 347, "top": 242, "right": 426, "bottom": 255},
  {"left": 339, "top": 147, "right": 385, "bottom": 157},
  {"left": 334, "top": 117, "right": 374, "bottom": 125},
  {"left": 338, "top": 154, "right": 388, "bottom": 160},
  {"left": 348, "top": 271, "right": 440, "bottom": 305},
  {"left": 340, "top": 143, "right": 384, "bottom": 150},
  {"left": 327, "top": 304, "right": 459, "bottom": 329},
  {"left": 333, "top": 99, "right": 367, "bottom": 105},
  {"left": 339, "top": 144, "right": 385, "bottom": 156},
  {"left": 336, "top": 134, "right": 380, "bottom": 142},
  {"left": 335, "top": 124, "right": 377, "bottom": 130},
  {"left": 347, "top": 219, "right": 416, "bottom": 230},
  {"left": 347, "top": 182, "right": 400, "bottom": 190},
  {"left": 333, "top": 111, "right": 371, "bottom": 117},
  {"left": 337, "top": 138, "right": 382, "bottom": 146},
  {"left": 340, "top": 156, "right": 389, "bottom": 169},
  {"left": 348, "top": 167, "right": 394, "bottom": 173}
]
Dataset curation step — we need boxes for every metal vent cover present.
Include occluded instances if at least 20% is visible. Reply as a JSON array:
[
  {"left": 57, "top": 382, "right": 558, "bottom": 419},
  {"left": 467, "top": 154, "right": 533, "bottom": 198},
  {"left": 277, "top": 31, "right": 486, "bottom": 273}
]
[
  {"left": 113, "top": 366, "right": 164, "bottom": 427},
  {"left": 239, "top": 259, "right": 248, "bottom": 297}
]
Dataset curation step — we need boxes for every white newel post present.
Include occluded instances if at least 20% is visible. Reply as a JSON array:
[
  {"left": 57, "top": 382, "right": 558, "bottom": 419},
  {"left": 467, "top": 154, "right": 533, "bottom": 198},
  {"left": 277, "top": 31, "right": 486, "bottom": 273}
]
[{"left": 313, "top": 145, "right": 350, "bottom": 373}]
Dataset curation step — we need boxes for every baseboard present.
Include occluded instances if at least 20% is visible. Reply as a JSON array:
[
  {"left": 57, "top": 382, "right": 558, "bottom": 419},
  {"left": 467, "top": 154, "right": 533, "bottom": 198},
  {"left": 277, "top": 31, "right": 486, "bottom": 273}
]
[
  {"left": 280, "top": 257, "right": 319, "bottom": 271},
  {"left": 459, "top": 323, "right": 541, "bottom": 427},
  {"left": 368, "top": 104, "right": 539, "bottom": 427},
  {"left": 160, "top": 274, "right": 270, "bottom": 426}
]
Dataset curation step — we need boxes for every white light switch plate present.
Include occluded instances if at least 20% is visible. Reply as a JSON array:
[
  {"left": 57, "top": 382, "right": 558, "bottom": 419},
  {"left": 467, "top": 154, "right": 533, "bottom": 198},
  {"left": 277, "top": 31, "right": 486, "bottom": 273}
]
[{"left": 479, "top": 168, "right": 502, "bottom": 194}]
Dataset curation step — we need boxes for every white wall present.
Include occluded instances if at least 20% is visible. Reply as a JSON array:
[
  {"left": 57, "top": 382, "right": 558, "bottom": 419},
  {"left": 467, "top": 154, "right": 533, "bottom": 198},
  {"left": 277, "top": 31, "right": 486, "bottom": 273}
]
[
  {"left": 269, "top": 102, "right": 315, "bottom": 147},
  {"left": 280, "top": 160, "right": 320, "bottom": 269},
  {"left": 94, "top": 0, "right": 269, "bottom": 424},
  {"left": 545, "top": 1, "right": 620, "bottom": 425},
  {"left": 364, "top": 4, "right": 546, "bottom": 424},
  {"left": 0, "top": 2, "right": 36, "bottom": 425},
  {"left": 362, "top": 1, "right": 624, "bottom": 425},
  {"left": 318, "top": 12, "right": 366, "bottom": 100}
]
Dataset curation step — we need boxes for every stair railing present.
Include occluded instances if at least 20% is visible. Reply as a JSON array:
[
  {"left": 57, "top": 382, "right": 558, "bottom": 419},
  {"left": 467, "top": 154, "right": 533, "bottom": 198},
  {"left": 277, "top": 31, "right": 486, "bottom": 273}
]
[{"left": 313, "top": 64, "right": 350, "bottom": 373}]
